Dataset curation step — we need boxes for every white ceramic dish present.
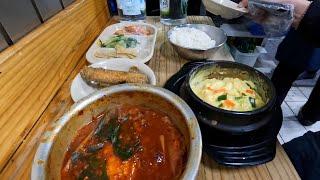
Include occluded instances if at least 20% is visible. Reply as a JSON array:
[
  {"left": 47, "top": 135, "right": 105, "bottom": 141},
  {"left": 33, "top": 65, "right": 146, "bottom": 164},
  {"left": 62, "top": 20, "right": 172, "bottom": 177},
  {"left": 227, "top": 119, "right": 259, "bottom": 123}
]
[
  {"left": 70, "top": 58, "right": 156, "bottom": 102},
  {"left": 86, "top": 22, "right": 157, "bottom": 64},
  {"left": 203, "top": 0, "right": 248, "bottom": 19}
]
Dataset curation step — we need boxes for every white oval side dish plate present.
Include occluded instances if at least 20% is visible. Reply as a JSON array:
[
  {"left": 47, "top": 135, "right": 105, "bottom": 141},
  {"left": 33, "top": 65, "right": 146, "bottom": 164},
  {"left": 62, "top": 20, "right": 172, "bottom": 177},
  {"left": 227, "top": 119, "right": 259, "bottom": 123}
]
[
  {"left": 86, "top": 22, "right": 158, "bottom": 64},
  {"left": 70, "top": 58, "right": 157, "bottom": 102}
]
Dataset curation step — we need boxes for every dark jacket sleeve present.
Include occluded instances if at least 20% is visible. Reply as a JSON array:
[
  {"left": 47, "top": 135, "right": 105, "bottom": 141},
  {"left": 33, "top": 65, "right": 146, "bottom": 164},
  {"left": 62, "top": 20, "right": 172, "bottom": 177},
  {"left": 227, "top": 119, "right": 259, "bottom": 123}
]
[{"left": 297, "top": 0, "right": 320, "bottom": 47}]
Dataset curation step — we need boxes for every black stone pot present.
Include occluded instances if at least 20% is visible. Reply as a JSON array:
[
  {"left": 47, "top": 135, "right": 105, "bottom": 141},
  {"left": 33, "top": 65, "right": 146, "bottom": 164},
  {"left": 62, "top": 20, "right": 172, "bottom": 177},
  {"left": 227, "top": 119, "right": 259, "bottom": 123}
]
[{"left": 180, "top": 61, "right": 276, "bottom": 134}]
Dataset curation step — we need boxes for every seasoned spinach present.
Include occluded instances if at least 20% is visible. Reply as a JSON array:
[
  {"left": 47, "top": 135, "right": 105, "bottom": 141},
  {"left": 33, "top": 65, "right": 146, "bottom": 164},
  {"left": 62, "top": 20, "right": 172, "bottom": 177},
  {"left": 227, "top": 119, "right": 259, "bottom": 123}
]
[
  {"left": 98, "top": 35, "right": 139, "bottom": 49},
  {"left": 125, "top": 37, "right": 138, "bottom": 48}
]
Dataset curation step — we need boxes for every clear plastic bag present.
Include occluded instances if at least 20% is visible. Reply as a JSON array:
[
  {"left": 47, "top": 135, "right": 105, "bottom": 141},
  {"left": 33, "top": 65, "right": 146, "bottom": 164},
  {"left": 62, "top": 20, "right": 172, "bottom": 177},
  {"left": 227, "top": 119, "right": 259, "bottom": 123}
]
[{"left": 248, "top": 0, "right": 294, "bottom": 37}]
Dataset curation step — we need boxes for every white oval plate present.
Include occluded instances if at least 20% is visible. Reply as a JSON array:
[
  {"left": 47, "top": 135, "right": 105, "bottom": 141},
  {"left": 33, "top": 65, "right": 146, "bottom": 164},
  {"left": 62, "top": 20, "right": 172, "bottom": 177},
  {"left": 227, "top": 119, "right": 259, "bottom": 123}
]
[
  {"left": 70, "top": 58, "right": 157, "bottom": 102},
  {"left": 86, "top": 22, "right": 157, "bottom": 64}
]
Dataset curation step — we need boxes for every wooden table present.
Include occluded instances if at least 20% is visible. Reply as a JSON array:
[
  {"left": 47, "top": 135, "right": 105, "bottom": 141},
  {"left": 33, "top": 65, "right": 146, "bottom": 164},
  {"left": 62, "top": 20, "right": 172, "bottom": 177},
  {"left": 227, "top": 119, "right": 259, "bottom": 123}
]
[{"left": 0, "top": 16, "right": 300, "bottom": 180}]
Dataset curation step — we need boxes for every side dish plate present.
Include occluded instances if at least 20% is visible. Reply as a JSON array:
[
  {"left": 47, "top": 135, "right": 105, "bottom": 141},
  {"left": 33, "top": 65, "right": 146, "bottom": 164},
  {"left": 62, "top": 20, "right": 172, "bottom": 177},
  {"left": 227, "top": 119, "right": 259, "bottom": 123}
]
[
  {"left": 70, "top": 58, "right": 156, "bottom": 102},
  {"left": 86, "top": 22, "right": 157, "bottom": 64}
]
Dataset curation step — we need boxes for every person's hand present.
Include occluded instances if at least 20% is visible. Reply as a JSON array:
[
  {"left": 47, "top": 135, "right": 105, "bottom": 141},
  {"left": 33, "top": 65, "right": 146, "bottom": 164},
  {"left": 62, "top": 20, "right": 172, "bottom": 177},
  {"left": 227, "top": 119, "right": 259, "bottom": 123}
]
[{"left": 238, "top": 0, "right": 312, "bottom": 28}]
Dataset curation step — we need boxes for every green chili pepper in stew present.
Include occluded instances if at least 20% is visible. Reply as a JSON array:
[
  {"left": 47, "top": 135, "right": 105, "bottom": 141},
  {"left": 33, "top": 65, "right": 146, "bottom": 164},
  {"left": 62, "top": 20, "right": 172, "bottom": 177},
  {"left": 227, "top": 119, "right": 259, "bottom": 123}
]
[{"left": 217, "top": 94, "right": 227, "bottom": 101}]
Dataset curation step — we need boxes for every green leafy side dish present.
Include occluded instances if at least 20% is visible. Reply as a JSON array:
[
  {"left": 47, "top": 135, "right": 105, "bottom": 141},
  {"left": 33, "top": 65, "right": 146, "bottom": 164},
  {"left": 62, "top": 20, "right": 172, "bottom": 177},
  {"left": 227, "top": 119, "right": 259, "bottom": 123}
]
[{"left": 98, "top": 35, "right": 139, "bottom": 49}]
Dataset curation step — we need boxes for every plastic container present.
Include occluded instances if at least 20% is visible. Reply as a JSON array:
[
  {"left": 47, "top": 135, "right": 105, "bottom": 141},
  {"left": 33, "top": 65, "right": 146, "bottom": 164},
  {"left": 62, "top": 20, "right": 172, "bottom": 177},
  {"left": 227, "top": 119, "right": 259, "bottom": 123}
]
[{"left": 230, "top": 45, "right": 267, "bottom": 67}]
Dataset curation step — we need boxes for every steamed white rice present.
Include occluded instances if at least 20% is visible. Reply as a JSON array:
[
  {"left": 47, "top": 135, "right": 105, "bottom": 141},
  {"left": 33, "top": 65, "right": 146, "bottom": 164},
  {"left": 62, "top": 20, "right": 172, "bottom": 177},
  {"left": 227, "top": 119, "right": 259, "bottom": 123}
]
[{"left": 170, "top": 27, "right": 216, "bottom": 50}]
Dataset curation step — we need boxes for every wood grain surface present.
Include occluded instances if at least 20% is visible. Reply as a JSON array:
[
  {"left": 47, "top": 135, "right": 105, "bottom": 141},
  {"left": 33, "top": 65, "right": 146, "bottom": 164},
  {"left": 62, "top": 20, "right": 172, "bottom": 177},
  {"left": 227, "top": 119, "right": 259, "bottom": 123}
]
[
  {"left": 0, "top": 16, "right": 300, "bottom": 180},
  {"left": 0, "top": 0, "right": 110, "bottom": 172}
]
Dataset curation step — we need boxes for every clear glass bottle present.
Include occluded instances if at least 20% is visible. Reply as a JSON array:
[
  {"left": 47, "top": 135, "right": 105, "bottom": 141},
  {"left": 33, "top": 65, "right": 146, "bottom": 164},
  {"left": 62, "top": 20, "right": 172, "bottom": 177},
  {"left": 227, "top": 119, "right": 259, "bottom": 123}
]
[
  {"left": 160, "top": 0, "right": 188, "bottom": 25},
  {"left": 116, "top": 0, "right": 146, "bottom": 21}
]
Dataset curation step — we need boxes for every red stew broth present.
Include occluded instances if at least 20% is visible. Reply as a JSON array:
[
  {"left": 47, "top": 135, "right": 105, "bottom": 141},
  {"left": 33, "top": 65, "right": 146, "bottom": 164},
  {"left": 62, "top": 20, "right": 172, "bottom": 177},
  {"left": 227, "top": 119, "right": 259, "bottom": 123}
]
[{"left": 61, "top": 104, "right": 187, "bottom": 180}]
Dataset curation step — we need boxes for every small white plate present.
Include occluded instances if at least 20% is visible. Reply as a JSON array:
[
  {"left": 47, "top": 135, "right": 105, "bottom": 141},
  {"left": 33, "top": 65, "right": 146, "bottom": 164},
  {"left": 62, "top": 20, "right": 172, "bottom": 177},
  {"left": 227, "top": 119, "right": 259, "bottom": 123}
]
[
  {"left": 70, "top": 58, "right": 157, "bottom": 102},
  {"left": 86, "top": 22, "right": 157, "bottom": 64}
]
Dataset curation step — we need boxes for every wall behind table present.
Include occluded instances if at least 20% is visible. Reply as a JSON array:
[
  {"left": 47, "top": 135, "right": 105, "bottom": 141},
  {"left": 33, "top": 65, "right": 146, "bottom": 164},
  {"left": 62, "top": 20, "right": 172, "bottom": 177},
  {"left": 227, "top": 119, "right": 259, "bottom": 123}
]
[
  {"left": 33, "top": 0, "right": 64, "bottom": 21},
  {"left": 0, "top": 0, "right": 76, "bottom": 52},
  {"left": 0, "top": 31, "right": 8, "bottom": 51},
  {"left": 0, "top": 0, "right": 111, "bottom": 172}
]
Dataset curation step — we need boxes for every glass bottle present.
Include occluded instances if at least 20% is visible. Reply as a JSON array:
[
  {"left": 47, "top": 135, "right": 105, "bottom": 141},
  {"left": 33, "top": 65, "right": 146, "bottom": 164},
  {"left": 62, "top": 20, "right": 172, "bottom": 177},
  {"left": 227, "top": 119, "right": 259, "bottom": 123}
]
[
  {"left": 160, "top": 0, "right": 188, "bottom": 25},
  {"left": 116, "top": 0, "right": 146, "bottom": 21}
]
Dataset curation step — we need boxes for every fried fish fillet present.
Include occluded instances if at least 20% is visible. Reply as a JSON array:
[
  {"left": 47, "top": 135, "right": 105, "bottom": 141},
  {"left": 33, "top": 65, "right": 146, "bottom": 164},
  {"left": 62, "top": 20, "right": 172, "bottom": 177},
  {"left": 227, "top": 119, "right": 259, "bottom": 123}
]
[{"left": 80, "top": 66, "right": 149, "bottom": 88}]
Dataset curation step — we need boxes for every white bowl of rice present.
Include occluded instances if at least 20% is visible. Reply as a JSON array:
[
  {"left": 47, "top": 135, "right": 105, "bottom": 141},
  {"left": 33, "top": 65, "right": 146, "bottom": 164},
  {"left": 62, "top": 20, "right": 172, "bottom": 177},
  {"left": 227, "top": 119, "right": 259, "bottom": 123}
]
[{"left": 168, "top": 24, "right": 227, "bottom": 60}]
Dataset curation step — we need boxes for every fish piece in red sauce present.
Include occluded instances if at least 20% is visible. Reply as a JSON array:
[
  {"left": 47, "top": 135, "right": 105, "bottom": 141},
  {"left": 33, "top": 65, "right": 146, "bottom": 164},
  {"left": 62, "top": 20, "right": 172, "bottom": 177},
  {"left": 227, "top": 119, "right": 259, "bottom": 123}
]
[{"left": 61, "top": 105, "right": 187, "bottom": 180}]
